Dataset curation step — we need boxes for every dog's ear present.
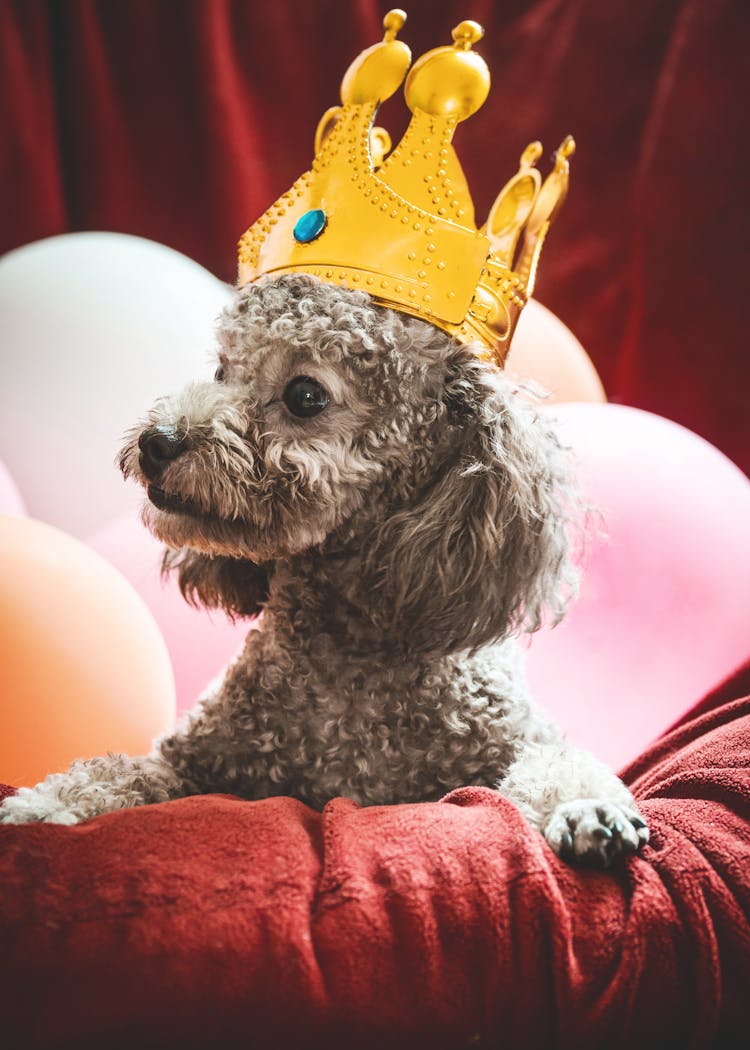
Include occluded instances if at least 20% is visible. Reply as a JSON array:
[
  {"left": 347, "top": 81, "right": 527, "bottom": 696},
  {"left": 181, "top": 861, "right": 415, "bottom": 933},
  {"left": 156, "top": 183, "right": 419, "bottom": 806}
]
[
  {"left": 162, "top": 549, "right": 269, "bottom": 619},
  {"left": 365, "top": 356, "right": 577, "bottom": 654}
]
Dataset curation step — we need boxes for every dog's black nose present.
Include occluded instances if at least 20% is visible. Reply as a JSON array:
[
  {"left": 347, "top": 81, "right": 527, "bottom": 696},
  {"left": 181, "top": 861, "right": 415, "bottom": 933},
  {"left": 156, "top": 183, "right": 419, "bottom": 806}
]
[{"left": 138, "top": 424, "right": 189, "bottom": 480}]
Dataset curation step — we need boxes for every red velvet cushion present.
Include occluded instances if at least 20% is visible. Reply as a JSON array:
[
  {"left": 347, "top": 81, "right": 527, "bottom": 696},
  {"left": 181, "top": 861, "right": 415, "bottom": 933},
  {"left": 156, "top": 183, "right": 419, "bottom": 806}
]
[{"left": 1, "top": 667, "right": 749, "bottom": 1049}]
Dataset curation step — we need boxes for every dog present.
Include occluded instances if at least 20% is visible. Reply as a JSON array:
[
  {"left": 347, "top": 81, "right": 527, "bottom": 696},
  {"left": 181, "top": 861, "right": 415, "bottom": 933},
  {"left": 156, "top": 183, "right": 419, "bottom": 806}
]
[{"left": 0, "top": 274, "right": 648, "bottom": 866}]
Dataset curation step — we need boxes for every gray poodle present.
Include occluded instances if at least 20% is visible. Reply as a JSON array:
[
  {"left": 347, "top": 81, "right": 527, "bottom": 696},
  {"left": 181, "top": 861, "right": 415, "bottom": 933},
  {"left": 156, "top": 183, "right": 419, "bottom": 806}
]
[{"left": 0, "top": 275, "right": 648, "bottom": 866}]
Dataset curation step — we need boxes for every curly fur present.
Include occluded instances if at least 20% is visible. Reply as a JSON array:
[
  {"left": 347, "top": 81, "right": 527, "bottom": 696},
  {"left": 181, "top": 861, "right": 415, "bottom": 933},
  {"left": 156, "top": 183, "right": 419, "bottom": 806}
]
[{"left": 0, "top": 275, "right": 648, "bottom": 867}]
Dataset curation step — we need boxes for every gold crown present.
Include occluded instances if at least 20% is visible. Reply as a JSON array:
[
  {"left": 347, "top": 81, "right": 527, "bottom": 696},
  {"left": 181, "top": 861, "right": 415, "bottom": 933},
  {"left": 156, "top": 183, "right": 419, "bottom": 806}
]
[{"left": 238, "top": 9, "right": 574, "bottom": 368}]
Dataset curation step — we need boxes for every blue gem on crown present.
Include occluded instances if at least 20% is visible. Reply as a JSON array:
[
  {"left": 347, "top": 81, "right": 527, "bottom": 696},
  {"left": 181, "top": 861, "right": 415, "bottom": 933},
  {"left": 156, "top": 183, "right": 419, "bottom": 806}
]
[{"left": 293, "top": 208, "right": 327, "bottom": 244}]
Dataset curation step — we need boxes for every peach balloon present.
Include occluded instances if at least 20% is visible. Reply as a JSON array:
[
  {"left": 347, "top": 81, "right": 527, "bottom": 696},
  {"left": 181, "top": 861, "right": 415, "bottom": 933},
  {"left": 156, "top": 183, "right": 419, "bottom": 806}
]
[
  {"left": 505, "top": 299, "right": 606, "bottom": 403},
  {"left": 0, "top": 515, "right": 176, "bottom": 787}
]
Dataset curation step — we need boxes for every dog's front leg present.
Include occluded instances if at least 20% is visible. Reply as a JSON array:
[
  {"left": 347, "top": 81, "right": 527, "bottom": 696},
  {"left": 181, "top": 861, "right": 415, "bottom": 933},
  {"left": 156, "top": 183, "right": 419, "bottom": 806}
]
[
  {"left": 497, "top": 740, "right": 649, "bottom": 867},
  {"left": 0, "top": 752, "right": 193, "bottom": 825}
]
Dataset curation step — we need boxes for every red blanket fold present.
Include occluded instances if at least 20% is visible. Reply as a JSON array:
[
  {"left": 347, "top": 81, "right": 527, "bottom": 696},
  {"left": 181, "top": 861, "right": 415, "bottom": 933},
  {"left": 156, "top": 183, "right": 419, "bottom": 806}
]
[{"left": 1, "top": 667, "right": 749, "bottom": 1049}]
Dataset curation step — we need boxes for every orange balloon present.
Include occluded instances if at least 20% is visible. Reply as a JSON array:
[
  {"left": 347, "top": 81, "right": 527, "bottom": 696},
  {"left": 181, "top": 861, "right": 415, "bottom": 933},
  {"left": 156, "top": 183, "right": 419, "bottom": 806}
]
[
  {"left": 0, "top": 515, "right": 175, "bottom": 787},
  {"left": 505, "top": 299, "right": 606, "bottom": 403}
]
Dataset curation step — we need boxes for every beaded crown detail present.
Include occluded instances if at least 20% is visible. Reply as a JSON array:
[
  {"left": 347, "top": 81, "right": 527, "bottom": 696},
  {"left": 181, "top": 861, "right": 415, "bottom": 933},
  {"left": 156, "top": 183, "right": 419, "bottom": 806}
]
[{"left": 237, "top": 10, "right": 574, "bottom": 367}]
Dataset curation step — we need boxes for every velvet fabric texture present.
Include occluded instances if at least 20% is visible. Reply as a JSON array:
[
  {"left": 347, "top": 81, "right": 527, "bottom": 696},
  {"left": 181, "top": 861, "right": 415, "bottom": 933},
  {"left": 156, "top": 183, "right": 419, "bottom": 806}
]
[
  {"left": 1, "top": 0, "right": 749, "bottom": 474},
  {"left": 0, "top": 662, "right": 749, "bottom": 1049}
]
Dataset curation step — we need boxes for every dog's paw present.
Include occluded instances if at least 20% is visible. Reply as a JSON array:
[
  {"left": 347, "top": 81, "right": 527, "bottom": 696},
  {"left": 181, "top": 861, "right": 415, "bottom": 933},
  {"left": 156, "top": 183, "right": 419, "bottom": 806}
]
[
  {"left": 0, "top": 788, "right": 80, "bottom": 826},
  {"left": 544, "top": 799, "right": 649, "bottom": 868}
]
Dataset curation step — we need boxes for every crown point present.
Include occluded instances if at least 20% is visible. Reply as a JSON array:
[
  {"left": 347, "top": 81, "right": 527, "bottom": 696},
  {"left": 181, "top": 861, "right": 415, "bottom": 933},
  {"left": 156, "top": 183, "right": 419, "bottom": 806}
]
[
  {"left": 340, "top": 11, "right": 411, "bottom": 105},
  {"left": 521, "top": 141, "right": 543, "bottom": 168},
  {"left": 558, "top": 135, "right": 576, "bottom": 159},
  {"left": 403, "top": 17, "right": 489, "bottom": 121},
  {"left": 383, "top": 9, "right": 407, "bottom": 41},
  {"left": 452, "top": 20, "right": 484, "bottom": 51}
]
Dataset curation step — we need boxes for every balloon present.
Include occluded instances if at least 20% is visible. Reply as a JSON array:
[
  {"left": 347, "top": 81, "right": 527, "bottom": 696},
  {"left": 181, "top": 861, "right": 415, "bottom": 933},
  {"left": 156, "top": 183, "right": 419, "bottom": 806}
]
[
  {"left": 525, "top": 404, "right": 750, "bottom": 769},
  {"left": 0, "top": 233, "right": 233, "bottom": 538},
  {"left": 505, "top": 299, "right": 606, "bottom": 403},
  {"left": 88, "top": 513, "right": 251, "bottom": 716},
  {"left": 0, "top": 515, "right": 175, "bottom": 787},
  {"left": 0, "top": 458, "right": 25, "bottom": 516}
]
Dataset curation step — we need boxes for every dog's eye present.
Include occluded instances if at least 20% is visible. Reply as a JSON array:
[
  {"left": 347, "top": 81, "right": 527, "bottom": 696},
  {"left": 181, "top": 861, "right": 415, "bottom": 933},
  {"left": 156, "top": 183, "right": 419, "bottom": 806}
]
[
  {"left": 214, "top": 365, "right": 226, "bottom": 383},
  {"left": 283, "top": 376, "right": 330, "bottom": 418}
]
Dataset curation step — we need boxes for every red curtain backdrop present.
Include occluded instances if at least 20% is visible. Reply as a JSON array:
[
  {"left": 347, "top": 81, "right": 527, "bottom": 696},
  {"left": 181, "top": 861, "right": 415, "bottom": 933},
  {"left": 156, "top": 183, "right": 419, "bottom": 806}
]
[{"left": 2, "top": 0, "right": 749, "bottom": 473}]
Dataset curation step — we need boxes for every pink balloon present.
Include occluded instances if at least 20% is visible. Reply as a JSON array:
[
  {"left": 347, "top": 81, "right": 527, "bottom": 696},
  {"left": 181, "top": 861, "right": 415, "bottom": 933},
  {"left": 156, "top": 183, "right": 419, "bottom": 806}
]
[
  {"left": 525, "top": 404, "right": 750, "bottom": 770},
  {"left": 88, "top": 514, "right": 253, "bottom": 715},
  {"left": 0, "top": 459, "right": 25, "bottom": 517}
]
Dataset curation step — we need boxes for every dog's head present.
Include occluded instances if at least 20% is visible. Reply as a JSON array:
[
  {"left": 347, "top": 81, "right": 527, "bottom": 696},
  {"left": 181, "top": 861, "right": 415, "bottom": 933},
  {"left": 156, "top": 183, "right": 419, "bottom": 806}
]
[{"left": 120, "top": 273, "right": 577, "bottom": 653}]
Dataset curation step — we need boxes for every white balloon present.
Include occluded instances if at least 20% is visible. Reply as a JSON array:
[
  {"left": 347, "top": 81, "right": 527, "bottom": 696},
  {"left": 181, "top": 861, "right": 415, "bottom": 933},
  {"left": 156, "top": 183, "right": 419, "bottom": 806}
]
[{"left": 0, "top": 233, "right": 234, "bottom": 536}]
